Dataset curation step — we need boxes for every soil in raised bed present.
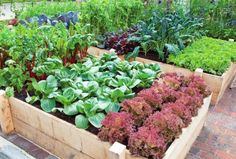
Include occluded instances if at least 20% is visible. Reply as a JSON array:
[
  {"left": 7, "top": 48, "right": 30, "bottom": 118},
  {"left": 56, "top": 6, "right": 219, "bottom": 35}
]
[
  {"left": 13, "top": 86, "right": 145, "bottom": 135},
  {"left": 14, "top": 89, "right": 99, "bottom": 135}
]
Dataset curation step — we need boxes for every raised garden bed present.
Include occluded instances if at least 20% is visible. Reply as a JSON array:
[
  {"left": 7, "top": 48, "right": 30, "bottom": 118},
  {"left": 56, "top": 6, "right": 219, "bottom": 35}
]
[
  {"left": 88, "top": 47, "right": 236, "bottom": 105},
  {"left": 0, "top": 90, "right": 212, "bottom": 159}
]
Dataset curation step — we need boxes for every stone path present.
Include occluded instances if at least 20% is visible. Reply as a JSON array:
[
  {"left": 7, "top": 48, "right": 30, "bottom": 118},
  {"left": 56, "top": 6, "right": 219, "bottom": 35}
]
[
  {"left": 0, "top": 136, "right": 34, "bottom": 159},
  {"left": 0, "top": 130, "right": 58, "bottom": 159},
  {"left": 186, "top": 86, "right": 236, "bottom": 159}
]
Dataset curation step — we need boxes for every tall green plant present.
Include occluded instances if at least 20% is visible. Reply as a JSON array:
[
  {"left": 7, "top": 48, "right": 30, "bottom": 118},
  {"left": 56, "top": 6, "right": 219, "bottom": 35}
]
[
  {"left": 79, "top": 0, "right": 145, "bottom": 36},
  {"left": 190, "top": 0, "right": 236, "bottom": 39}
]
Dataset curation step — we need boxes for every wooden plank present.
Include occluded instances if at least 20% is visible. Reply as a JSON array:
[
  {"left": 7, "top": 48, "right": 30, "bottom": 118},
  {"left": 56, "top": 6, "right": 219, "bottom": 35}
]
[
  {"left": 163, "top": 94, "right": 211, "bottom": 159},
  {"left": 13, "top": 117, "right": 93, "bottom": 159},
  {"left": 0, "top": 90, "right": 14, "bottom": 134},
  {"left": 9, "top": 96, "right": 110, "bottom": 159},
  {"left": 52, "top": 117, "right": 82, "bottom": 151},
  {"left": 88, "top": 46, "right": 111, "bottom": 57},
  {"left": 109, "top": 142, "right": 126, "bottom": 159},
  {"left": 194, "top": 68, "right": 203, "bottom": 77},
  {"left": 216, "top": 63, "right": 236, "bottom": 105},
  {"left": 10, "top": 97, "right": 54, "bottom": 137},
  {"left": 73, "top": 127, "right": 111, "bottom": 159}
]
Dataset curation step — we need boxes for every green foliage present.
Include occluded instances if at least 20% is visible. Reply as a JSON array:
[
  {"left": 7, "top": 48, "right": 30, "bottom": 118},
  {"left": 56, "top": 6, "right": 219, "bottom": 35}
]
[
  {"left": 127, "top": 10, "right": 204, "bottom": 62},
  {"left": 190, "top": 0, "right": 236, "bottom": 39},
  {"left": 18, "top": 1, "right": 79, "bottom": 19},
  {"left": 168, "top": 37, "right": 236, "bottom": 75},
  {"left": 79, "top": 0, "right": 145, "bottom": 36},
  {"left": 30, "top": 53, "right": 160, "bottom": 129},
  {"left": 5, "top": 87, "right": 14, "bottom": 98},
  {"left": 0, "top": 60, "right": 28, "bottom": 92}
]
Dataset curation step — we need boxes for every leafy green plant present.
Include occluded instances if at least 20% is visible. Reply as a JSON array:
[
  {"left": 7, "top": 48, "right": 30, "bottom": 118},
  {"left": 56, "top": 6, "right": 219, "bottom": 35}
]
[
  {"left": 79, "top": 0, "right": 144, "bottom": 36},
  {"left": 190, "top": 0, "right": 236, "bottom": 39},
  {"left": 29, "top": 53, "right": 160, "bottom": 129},
  {"left": 32, "top": 75, "right": 58, "bottom": 112},
  {"left": 0, "top": 60, "right": 28, "bottom": 92},
  {"left": 105, "top": 10, "right": 204, "bottom": 62},
  {"left": 168, "top": 37, "right": 236, "bottom": 75}
]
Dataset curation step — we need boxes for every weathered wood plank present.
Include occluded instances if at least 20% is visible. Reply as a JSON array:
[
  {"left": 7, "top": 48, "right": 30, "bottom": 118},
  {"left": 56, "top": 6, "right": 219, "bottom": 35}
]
[
  {"left": 13, "top": 117, "right": 93, "bottom": 159},
  {"left": 0, "top": 91, "right": 14, "bottom": 134},
  {"left": 163, "top": 94, "right": 211, "bottom": 159},
  {"left": 9, "top": 96, "right": 110, "bottom": 159}
]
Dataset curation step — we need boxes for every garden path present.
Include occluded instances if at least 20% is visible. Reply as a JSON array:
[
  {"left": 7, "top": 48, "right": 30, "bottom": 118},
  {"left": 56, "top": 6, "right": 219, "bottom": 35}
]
[
  {"left": 186, "top": 84, "right": 236, "bottom": 159},
  {"left": 0, "top": 129, "right": 58, "bottom": 159}
]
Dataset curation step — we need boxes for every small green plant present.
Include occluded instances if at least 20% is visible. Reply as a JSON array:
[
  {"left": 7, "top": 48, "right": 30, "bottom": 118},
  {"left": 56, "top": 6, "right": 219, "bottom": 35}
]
[
  {"left": 168, "top": 37, "right": 236, "bottom": 75},
  {"left": 18, "top": 0, "right": 79, "bottom": 19}
]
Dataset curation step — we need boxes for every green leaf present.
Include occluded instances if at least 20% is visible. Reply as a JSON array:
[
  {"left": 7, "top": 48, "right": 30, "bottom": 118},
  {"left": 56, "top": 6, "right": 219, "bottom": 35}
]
[
  {"left": 63, "top": 102, "right": 79, "bottom": 116},
  {"left": 25, "top": 93, "right": 39, "bottom": 104},
  {"left": 38, "top": 80, "right": 47, "bottom": 91},
  {"left": 40, "top": 98, "right": 56, "bottom": 112},
  {"left": 75, "top": 115, "right": 89, "bottom": 129},
  {"left": 105, "top": 102, "right": 120, "bottom": 113},
  {"left": 165, "top": 43, "right": 180, "bottom": 55},
  {"left": 5, "top": 87, "right": 14, "bottom": 98},
  {"left": 129, "top": 79, "right": 141, "bottom": 88},
  {"left": 46, "top": 75, "right": 58, "bottom": 89},
  {"left": 88, "top": 113, "right": 105, "bottom": 128},
  {"left": 111, "top": 88, "right": 124, "bottom": 101},
  {"left": 32, "top": 79, "right": 45, "bottom": 92},
  {"left": 125, "top": 46, "right": 140, "bottom": 61},
  {"left": 91, "top": 99, "right": 110, "bottom": 112}
]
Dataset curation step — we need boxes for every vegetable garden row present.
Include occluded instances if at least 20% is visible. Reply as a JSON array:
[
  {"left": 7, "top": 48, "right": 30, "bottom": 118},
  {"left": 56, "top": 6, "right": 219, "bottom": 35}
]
[{"left": 0, "top": 0, "right": 235, "bottom": 159}]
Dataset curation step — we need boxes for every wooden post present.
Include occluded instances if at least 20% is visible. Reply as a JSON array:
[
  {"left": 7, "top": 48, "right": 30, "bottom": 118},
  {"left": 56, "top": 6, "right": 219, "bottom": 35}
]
[
  {"left": 109, "top": 142, "right": 126, "bottom": 159},
  {"left": 194, "top": 68, "right": 203, "bottom": 77},
  {"left": 0, "top": 90, "right": 14, "bottom": 134}
]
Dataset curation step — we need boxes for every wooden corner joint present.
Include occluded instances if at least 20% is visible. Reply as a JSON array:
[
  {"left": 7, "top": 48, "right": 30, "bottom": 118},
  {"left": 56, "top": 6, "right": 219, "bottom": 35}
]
[
  {"left": 194, "top": 68, "right": 203, "bottom": 77},
  {"left": 0, "top": 91, "right": 14, "bottom": 134},
  {"left": 109, "top": 142, "right": 126, "bottom": 159}
]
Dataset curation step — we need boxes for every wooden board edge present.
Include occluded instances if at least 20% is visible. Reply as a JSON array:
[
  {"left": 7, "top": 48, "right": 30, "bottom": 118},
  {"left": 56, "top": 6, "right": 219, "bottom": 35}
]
[
  {"left": 0, "top": 90, "right": 14, "bottom": 134},
  {"left": 215, "top": 62, "right": 236, "bottom": 105},
  {"left": 13, "top": 117, "right": 94, "bottom": 159},
  {"left": 9, "top": 96, "right": 111, "bottom": 159}
]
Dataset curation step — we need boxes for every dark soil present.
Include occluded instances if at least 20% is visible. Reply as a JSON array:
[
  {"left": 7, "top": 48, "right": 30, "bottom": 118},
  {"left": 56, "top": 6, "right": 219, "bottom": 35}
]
[
  {"left": 138, "top": 51, "right": 161, "bottom": 62},
  {"left": 14, "top": 89, "right": 99, "bottom": 135}
]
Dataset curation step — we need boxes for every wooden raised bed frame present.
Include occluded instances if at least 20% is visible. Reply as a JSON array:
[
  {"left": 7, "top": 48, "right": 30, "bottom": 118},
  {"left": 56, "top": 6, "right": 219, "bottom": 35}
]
[
  {"left": 88, "top": 46, "right": 236, "bottom": 105},
  {"left": 0, "top": 87, "right": 212, "bottom": 159}
]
